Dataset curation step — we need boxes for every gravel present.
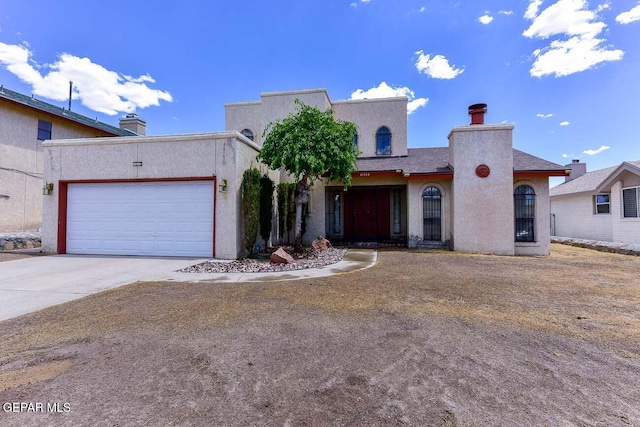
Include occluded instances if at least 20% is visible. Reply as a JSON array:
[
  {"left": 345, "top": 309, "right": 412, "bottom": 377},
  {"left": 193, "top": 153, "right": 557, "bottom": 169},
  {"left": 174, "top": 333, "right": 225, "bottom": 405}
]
[{"left": 180, "top": 247, "right": 347, "bottom": 273}]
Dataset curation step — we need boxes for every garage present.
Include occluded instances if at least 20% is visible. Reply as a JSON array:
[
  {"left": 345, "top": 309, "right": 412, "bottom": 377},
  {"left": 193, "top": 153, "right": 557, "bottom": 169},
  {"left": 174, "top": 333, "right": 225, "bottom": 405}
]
[{"left": 63, "top": 180, "right": 214, "bottom": 257}]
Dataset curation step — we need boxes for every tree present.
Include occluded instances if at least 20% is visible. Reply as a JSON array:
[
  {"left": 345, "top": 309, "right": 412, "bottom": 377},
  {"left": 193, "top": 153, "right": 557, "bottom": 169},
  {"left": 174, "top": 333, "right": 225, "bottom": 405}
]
[
  {"left": 258, "top": 100, "right": 358, "bottom": 251},
  {"left": 241, "top": 168, "right": 261, "bottom": 256},
  {"left": 259, "top": 174, "right": 275, "bottom": 247}
]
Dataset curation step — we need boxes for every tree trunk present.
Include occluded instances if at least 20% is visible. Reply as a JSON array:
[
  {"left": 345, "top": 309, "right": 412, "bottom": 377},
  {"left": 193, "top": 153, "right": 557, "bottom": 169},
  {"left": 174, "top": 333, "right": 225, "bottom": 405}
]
[{"left": 294, "top": 177, "right": 310, "bottom": 252}]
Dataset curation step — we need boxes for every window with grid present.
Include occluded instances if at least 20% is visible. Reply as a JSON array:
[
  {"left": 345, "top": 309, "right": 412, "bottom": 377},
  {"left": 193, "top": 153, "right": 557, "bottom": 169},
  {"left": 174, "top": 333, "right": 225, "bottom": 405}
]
[
  {"left": 594, "top": 194, "right": 610, "bottom": 214},
  {"left": 514, "top": 185, "right": 535, "bottom": 242},
  {"left": 376, "top": 126, "right": 391, "bottom": 155},
  {"left": 623, "top": 187, "right": 639, "bottom": 218}
]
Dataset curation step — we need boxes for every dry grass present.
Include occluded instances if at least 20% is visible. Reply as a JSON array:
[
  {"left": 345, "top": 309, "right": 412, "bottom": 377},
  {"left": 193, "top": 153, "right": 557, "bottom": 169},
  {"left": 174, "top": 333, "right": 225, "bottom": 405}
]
[{"left": 0, "top": 243, "right": 639, "bottom": 426}]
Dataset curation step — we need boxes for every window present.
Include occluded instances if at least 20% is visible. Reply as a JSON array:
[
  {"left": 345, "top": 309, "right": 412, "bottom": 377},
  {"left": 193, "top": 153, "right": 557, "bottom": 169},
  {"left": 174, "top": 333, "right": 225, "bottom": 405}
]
[
  {"left": 623, "top": 187, "right": 639, "bottom": 218},
  {"left": 514, "top": 185, "right": 535, "bottom": 242},
  {"left": 594, "top": 194, "right": 610, "bottom": 214},
  {"left": 37, "top": 120, "right": 52, "bottom": 141},
  {"left": 240, "top": 128, "right": 254, "bottom": 141},
  {"left": 353, "top": 132, "right": 359, "bottom": 148},
  {"left": 376, "top": 126, "right": 391, "bottom": 155},
  {"left": 423, "top": 186, "right": 442, "bottom": 240}
]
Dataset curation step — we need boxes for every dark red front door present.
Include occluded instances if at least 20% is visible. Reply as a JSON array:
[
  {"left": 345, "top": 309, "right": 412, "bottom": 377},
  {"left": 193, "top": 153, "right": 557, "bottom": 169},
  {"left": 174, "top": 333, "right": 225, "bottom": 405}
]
[{"left": 343, "top": 188, "right": 390, "bottom": 241}]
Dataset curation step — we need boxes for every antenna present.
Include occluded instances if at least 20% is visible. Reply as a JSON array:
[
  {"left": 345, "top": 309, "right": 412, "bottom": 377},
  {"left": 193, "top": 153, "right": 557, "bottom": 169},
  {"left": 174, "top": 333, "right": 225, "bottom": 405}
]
[{"left": 68, "top": 81, "right": 73, "bottom": 111}]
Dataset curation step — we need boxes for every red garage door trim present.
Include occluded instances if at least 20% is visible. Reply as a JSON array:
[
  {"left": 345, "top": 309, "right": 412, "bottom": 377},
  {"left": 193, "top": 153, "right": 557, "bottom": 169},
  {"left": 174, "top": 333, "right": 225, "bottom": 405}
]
[{"left": 57, "top": 177, "right": 216, "bottom": 257}]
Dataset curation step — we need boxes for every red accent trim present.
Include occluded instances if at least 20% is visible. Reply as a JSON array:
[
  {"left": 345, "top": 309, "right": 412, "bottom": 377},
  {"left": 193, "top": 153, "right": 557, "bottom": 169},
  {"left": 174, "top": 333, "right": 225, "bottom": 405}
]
[
  {"left": 212, "top": 176, "right": 216, "bottom": 258},
  {"left": 57, "top": 182, "right": 68, "bottom": 254},
  {"left": 407, "top": 173, "right": 454, "bottom": 180},
  {"left": 514, "top": 171, "right": 567, "bottom": 178},
  {"left": 58, "top": 177, "right": 216, "bottom": 257},
  {"left": 351, "top": 171, "right": 403, "bottom": 178}
]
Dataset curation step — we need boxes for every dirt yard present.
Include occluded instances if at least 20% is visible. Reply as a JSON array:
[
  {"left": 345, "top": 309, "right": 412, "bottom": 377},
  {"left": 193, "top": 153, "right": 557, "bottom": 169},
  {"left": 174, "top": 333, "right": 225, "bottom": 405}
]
[{"left": 1, "top": 244, "right": 639, "bottom": 426}]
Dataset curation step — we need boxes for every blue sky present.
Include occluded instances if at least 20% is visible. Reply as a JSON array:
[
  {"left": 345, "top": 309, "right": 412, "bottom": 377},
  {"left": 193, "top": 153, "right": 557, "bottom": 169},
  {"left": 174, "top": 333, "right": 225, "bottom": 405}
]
[{"left": 1, "top": 0, "right": 639, "bottom": 184}]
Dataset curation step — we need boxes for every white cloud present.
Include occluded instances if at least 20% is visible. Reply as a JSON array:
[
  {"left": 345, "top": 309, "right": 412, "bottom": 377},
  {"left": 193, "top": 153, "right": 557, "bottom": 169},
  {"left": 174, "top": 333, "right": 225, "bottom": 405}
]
[
  {"left": 525, "top": 0, "right": 544, "bottom": 19},
  {"left": 350, "top": 2, "right": 357, "bottom": 7},
  {"left": 479, "top": 14, "right": 494, "bottom": 24},
  {"left": 418, "top": 6, "right": 426, "bottom": 13},
  {"left": 499, "top": 10, "right": 514, "bottom": 15},
  {"left": 414, "top": 50, "right": 464, "bottom": 79},
  {"left": 350, "top": 81, "right": 428, "bottom": 114},
  {"left": 0, "top": 41, "right": 172, "bottom": 115},
  {"left": 583, "top": 145, "right": 610, "bottom": 155},
  {"left": 616, "top": 3, "right": 640, "bottom": 24},
  {"left": 536, "top": 113, "right": 554, "bottom": 118},
  {"left": 523, "top": 0, "right": 624, "bottom": 77},
  {"left": 560, "top": 121, "right": 570, "bottom": 125},
  {"left": 562, "top": 153, "right": 575, "bottom": 158}
]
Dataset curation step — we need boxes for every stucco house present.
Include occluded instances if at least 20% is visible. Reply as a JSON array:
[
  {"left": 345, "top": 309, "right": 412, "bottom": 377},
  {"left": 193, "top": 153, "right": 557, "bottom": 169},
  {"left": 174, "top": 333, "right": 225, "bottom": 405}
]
[
  {"left": 550, "top": 159, "right": 640, "bottom": 244},
  {"left": 42, "top": 88, "right": 565, "bottom": 258},
  {"left": 0, "top": 86, "right": 143, "bottom": 232}
]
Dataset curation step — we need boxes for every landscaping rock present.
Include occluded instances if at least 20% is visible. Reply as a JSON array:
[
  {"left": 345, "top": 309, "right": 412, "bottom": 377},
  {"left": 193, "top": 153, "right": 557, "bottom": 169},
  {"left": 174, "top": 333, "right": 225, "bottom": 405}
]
[
  {"left": 311, "top": 236, "right": 332, "bottom": 252},
  {"left": 271, "top": 247, "right": 294, "bottom": 264}
]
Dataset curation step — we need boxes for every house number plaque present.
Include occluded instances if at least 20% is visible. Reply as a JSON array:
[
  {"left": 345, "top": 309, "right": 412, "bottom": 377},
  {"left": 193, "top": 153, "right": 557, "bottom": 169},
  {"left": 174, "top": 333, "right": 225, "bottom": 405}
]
[{"left": 476, "top": 164, "right": 490, "bottom": 178}]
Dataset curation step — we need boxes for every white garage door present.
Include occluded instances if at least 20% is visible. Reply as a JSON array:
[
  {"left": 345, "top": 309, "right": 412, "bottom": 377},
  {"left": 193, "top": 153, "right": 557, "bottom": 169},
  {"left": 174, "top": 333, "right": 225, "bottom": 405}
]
[{"left": 66, "top": 181, "right": 214, "bottom": 257}]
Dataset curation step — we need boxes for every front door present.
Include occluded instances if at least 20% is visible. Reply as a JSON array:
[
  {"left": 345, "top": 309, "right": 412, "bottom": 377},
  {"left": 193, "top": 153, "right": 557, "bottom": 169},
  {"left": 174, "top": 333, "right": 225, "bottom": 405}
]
[{"left": 343, "top": 187, "right": 391, "bottom": 241}]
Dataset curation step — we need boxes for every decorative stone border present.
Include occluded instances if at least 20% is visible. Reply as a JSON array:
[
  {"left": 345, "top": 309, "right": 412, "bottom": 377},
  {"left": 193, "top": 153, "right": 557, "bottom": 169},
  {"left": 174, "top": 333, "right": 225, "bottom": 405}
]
[
  {"left": 0, "top": 232, "right": 42, "bottom": 251},
  {"left": 552, "top": 236, "right": 640, "bottom": 256}
]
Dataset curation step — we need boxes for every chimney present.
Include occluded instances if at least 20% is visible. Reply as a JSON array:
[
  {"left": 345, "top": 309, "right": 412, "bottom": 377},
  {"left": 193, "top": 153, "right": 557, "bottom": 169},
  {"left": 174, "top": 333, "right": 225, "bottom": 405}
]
[
  {"left": 468, "top": 103, "right": 487, "bottom": 125},
  {"left": 564, "top": 159, "right": 587, "bottom": 183},
  {"left": 119, "top": 113, "right": 146, "bottom": 136}
]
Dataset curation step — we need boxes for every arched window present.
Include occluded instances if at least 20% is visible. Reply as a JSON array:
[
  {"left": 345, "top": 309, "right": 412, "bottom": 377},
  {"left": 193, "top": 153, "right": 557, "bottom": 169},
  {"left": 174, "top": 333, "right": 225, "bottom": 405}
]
[
  {"left": 376, "top": 126, "right": 391, "bottom": 155},
  {"left": 240, "top": 128, "right": 254, "bottom": 141},
  {"left": 423, "top": 186, "right": 442, "bottom": 241},
  {"left": 514, "top": 185, "right": 535, "bottom": 242},
  {"left": 353, "top": 132, "right": 359, "bottom": 148}
]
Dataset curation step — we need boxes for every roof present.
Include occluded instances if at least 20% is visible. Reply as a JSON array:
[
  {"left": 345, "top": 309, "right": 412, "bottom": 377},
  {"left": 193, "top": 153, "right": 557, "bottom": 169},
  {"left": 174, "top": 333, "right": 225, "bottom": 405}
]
[
  {"left": 0, "top": 86, "right": 136, "bottom": 136},
  {"left": 356, "top": 147, "right": 565, "bottom": 176},
  {"left": 550, "top": 160, "right": 640, "bottom": 197}
]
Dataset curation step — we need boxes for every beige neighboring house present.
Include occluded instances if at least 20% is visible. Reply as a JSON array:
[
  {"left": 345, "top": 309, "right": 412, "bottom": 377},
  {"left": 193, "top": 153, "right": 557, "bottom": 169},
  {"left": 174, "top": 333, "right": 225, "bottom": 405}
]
[
  {"left": 550, "top": 160, "right": 640, "bottom": 244},
  {"left": 0, "top": 86, "right": 141, "bottom": 232},
  {"left": 42, "top": 88, "right": 565, "bottom": 259}
]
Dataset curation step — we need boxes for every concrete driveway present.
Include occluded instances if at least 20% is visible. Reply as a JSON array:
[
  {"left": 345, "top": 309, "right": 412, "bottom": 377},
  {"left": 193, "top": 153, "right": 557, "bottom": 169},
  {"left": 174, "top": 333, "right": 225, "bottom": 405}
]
[{"left": 0, "top": 255, "right": 206, "bottom": 321}]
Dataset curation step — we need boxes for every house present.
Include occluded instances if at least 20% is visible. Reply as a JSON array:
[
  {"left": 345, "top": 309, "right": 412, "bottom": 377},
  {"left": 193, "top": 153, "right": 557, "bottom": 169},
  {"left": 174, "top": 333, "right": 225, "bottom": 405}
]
[
  {"left": 0, "top": 86, "right": 142, "bottom": 232},
  {"left": 227, "top": 89, "right": 566, "bottom": 256},
  {"left": 41, "top": 88, "right": 565, "bottom": 258},
  {"left": 550, "top": 160, "right": 640, "bottom": 244}
]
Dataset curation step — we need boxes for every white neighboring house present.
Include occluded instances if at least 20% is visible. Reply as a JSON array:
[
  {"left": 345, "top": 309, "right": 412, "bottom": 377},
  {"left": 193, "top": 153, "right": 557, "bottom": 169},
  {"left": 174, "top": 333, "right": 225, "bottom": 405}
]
[{"left": 550, "top": 160, "right": 640, "bottom": 244}]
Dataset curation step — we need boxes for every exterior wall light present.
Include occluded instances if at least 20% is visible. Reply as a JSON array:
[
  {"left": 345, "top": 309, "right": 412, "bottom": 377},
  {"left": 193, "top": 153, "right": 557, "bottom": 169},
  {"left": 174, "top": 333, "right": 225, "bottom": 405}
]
[
  {"left": 42, "top": 182, "right": 54, "bottom": 195},
  {"left": 219, "top": 178, "right": 228, "bottom": 193},
  {"left": 132, "top": 161, "right": 143, "bottom": 167}
]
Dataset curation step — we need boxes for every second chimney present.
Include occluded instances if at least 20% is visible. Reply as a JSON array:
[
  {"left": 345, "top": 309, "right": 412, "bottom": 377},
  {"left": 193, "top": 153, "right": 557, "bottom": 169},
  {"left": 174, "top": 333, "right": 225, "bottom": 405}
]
[
  {"left": 469, "top": 103, "right": 488, "bottom": 125},
  {"left": 119, "top": 113, "right": 146, "bottom": 136}
]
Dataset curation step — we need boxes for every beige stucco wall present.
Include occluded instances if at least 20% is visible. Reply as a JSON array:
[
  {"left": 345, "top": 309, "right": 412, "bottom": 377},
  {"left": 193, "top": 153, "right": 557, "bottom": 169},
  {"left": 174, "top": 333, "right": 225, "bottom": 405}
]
[
  {"left": 406, "top": 179, "right": 452, "bottom": 245},
  {"left": 42, "top": 132, "right": 262, "bottom": 259},
  {"left": 333, "top": 97, "right": 408, "bottom": 157},
  {"left": 225, "top": 102, "right": 262, "bottom": 145},
  {"left": 514, "top": 177, "right": 552, "bottom": 256},
  {"left": 0, "top": 101, "right": 121, "bottom": 231},
  {"left": 449, "top": 125, "right": 515, "bottom": 255}
]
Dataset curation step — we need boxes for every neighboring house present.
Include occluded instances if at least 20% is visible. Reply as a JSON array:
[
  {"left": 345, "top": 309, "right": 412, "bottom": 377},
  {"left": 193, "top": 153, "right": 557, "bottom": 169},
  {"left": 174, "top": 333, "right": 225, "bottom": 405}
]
[
  {"left": 42, "top": 88, "right": 565, "bottom": 259},
  {"left": 550, "top": 159, "right": 640, "bottom": 244},
  {"left": 0, "top": 86, "right": 143, "bottom": 232}
]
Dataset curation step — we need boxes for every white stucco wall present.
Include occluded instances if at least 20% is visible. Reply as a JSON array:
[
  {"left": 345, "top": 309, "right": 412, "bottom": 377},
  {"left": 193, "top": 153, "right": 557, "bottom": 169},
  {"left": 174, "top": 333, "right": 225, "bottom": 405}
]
[
  {"left": 514, "top": 177, "right": 552, "bottom": 256},
  {"left": 550, "top": 193, "right": 613, "bottom": 242},
  {"left": 449, "top": 125, "right": 515, "bottom": 255},
  {"left": 332, "top": 98, "right": 408, "bottom": 157},
  {"left": 406, "top": 179, "right": 452, "bottom": 245},
  {"left": 42, "top": 132, "right": 262, "bottom": 259}
]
